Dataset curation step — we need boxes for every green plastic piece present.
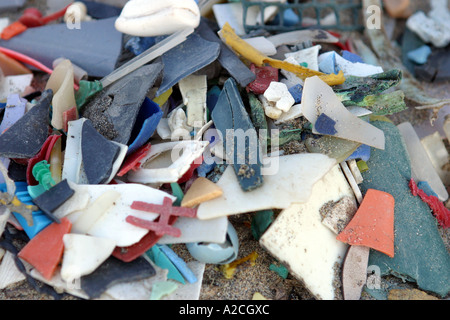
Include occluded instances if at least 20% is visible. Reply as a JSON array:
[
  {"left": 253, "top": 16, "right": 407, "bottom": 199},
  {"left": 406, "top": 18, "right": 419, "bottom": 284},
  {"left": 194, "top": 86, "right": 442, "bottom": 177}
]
[
  {"left": 149, "top": 281, "right": 178, "bottom": 300},
  {"left": 356, "top": 160, "right": 369, "bottom": 173},
  {"left": 241, "top": 0, "right": 364, "bottom": 33},
  {"left": 75, "top": 80, "right": 103, "bottom": 111},
  {"left": 340, "top": 90, "right": 407, "bottom": 116},
  {"left": 248, "top": 92, "right": 268, "bottom": 132},
  {"left": 360, "top": 120, "right": 450, "bottom": 298},
  {"left": 269, "top": 263, "right": 289, "bottom": 279},
  {"left": 251, "top": 210, "right": 274, "bottom": 240},
  {"left": 170, "top": 183, "right": 184, "bottom": 207},
  {"left": 32, "top": 161, "right": 55, "bottom": 191},
  {"left": 146, "top": 245, "right": 186, "bottom": 285}
]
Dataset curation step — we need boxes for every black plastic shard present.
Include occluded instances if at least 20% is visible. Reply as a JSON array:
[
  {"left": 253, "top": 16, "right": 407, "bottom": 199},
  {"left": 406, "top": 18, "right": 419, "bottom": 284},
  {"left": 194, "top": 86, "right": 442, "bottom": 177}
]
[
  {"left": 81, "top": 119, "right": 121, "bottom": 185},
  {"left": 211, "top": 78, "right": 263, "bottom": 192},
  {"left": 80, "top": 63, "right": 163, "bottom": 145},
  {"left": 32, "top": 179, "right": 75, "bottom": 224},
  {"left": 80, "top": 256, "right": 156, "bottom": 299},
  {"left": 0, "top": 89, "right": 52, "bottom": 159}
]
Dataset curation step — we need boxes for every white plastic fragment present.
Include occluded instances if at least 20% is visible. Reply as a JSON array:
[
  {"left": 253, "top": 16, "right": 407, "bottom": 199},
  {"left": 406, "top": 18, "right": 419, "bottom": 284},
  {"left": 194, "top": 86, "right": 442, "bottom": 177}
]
[
  {"left": 61, "top": 234, "right": 116, "bottom": 282},
  {"left": 347, "top": 159, "right": 363, "bottom": 185},
  {"left": 258, "top": 94, "right": 283, "bottom": 120},
  {"left": 178, "top": 74, "right": 208, "bottom": 128},
  {"left": 157, "top": 216, "right": 228, "bottom": 245},
  {"left": 62, "top": 118, "right": 88, "bottom": 184},
  {"left": 420, "top": 132, "right": 450, "bottom": 186},
  {"left": 114, "top": 0, "right": 200, "bottom": 37},
  {"left": 285, "top": 45, "right": 322, "bottom": 71},
  {"left": 397, "top": 122, "right": 449, "bottom": 202},
  {"left": 318, "top": 51, "right": 383, "bottom": 77},
  {"left": 267, "top": 29, "right": 339, "bottom": 48},
  {"left": 340, "top": 161, "right": 363, "bottom": 204},
  {"left": 197, "top": 153, "right": 337, "bottom": 220},
  {"left": 127, "top": 140, "right": 209, "bottom": 184},
  {"left": 259, "top": 164, "right": 352, "bottom": 300},
  {"left": 263, "top": 81, "right": 295, "bottom": 113},
  {"left": 302, "top": 76, "right": 385, "bottom": 150},
  {"left": 0, "top": 74, "right": 33, "bottom": 101},
  {"left": 243, "top": 37, "right": 277, "bottom": 56},
  {"left": 0, "top": 251, "right": 26, "bottom": 290},
  {"left": 406, "top": 11, "right": 450, "bottom": 48},
  {"left": 274, "top": 104, "right": 303, "bottom": 124}
]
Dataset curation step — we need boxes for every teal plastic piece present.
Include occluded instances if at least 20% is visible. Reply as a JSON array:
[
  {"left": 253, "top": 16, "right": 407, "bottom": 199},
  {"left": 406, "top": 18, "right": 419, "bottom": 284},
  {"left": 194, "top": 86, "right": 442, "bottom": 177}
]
[
  {"left": 170, "top": 183, "right": 184, "bottom": 207},
  {"left": 251, "top": 210, "right": 274, "bottom": 241},
  {"left": 158, "top": 244, "right": 197, "bottom": 284},
  {"left": 269, "top": 263, "right": 289, "bottom": 279},
  {"left": 241, "top": 0, "right": 364, "bottom": 33},
  {"left": 149, "top": 281, "right": 178, "bottom": 300},
  {"left": 146, "top": 245, "right": 186, "bottom": 284},
  {"left": 32, "top": 160, "right": 55, "bottom": 191}
]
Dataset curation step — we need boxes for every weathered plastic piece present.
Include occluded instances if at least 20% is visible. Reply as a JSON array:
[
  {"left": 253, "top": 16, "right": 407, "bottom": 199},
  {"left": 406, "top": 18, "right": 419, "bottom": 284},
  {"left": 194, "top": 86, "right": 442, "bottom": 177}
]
[
  {"left": 302, "top": 76, "right": 385, "bottom": 150},
  {"left": 259, "top": 165, "right": 354, "bottom": 300},
  {"left": 158, "top": 244, "right": 197, "bottom": 283},
  {"left": 146, "top": 244, "right": 186, "bottom": 284},
  {"left": 80, "top": 256, "right": 156, "bottom": 299},
  {"left": 359, "top": 119, "right": 450, "bottom": 298},
  {"left": 82, "top": 64, "right": 163, "bottom": 146},
  {"left": 0, "top": 89, "right": 52, "bottom": 159},
  {"left": 62, "top": 118, "right": 87, "bottom": 184},
  {"left": 211, "top": 78, "right": 264, "bottom": 192},
  {"left": 156, "top": 32, "right": 220, "bottom": 97},
  {"left": 0, "top": 17, "right": 123, "bottom": 78},
  {"left": 179, "top": 74, "right": 207, "bottom": 128},
  {"left": 397, "top": 122, "right": 448, "bottom": 202},
  {"left": 342, "top": 245, "right": 370, "bottom": 300},
  {"left": 186, "top": 221, "right": 239, "bottom": 265}
]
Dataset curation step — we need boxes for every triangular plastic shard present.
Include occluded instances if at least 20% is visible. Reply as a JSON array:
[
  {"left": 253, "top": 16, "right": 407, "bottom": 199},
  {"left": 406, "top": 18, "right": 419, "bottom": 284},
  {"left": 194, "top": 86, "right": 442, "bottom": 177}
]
[
  {"left": 259, "top": 164, "right": 354, "bottom": 300},
  {"left": 337, "top": 189, "right": 395, "bottom": 258},
  {"left": 302, "top": 76, "right": 385, "bottom": 150},
  {"left": 61, "top": 233, "right": 116, "bottom": 282},
  {"left": 359, "top": 119, "right": 450, "bottom": 298},
  {"left": 81, "top": 119, "right": 121, "bottom": 185},
  {"left": 0, "top": 17, "right": 123, "bottom": 78},
  {"left": 81, "top": 63, "right": 163, "bottom": 146},
  {"left": 0, "top": 89, "right": 52, "bottom": 159},
  {"left": 196, "top": 153, "right": 336, "bottom": 220},
  {"left": 211, "top": 78, "right": 264, "bottom": 192}
]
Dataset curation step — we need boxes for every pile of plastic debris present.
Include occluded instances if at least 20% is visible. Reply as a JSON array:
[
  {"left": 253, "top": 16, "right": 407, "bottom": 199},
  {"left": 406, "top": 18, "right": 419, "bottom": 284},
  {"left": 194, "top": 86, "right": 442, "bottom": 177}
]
[{"left": 0, "top": 0, "right": 449, "bottom": 302}]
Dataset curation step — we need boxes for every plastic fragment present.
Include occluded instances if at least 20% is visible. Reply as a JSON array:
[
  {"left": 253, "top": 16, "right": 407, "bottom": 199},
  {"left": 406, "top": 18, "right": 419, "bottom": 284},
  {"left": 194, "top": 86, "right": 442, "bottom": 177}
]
[
  {"left": 221, "top": 251, "right": 258, "bottom": 279},
  {"left": 269, "top": 263, "right": 288, "bottom": 279},
  {"left": 150, "top": 281, "right": 178, "bottom": 300}
]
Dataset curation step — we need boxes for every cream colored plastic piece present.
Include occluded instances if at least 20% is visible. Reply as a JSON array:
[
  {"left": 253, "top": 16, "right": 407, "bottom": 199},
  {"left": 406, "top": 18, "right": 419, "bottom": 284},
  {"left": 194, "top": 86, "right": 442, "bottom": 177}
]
[
  {"left": 53, "top": 57, "right": 88, "bottom": 84},
  {"left": 61, "top": 234, "right": 116, "bottom": 282},
  {"left": 70, "top": 190, "right": 121, "bottom": 234},
  {"left": 340, "top": 161, "right": 363, "bottom": 204},
  {"left": 178, "top": 74, "right": 207, "bottom": 128},
  {"left": 420, "top": 131, "right": 450, "bottom": 186},
  {"left": 168, "top": 107, "right": 193, "bottom": 141},
  {"left": 302, "top": 76, "right": 385, "bottom": 150},
  {"left": 114, "top": 0, "right": 200, "bottom": 37},
  {"left": 0, "top": 251, "right": 25, "bottom": 290},
  {"left": 263, "top": 81, "right": 295, "bottom": 113},
  {"left": 258, "top": 94, "right": 282, "bottom": 120},
  {"left": 62, "top": 118, "right": 88, "bottom": 184},
  {"left": 274, "top": 104, "right": 303, "bottom": 124},
  {"left": 127, "top": 140, "right": 209, "bottom": 184},
  {"left": 196, "top": 153, "right": 337, "bottom": 220},
  {"left": 347, "top": 159, "right": 363, "bottom": 185},
  {"left": 45, "top": 59, "right": 77, "bottom": 130},
  {"left": 259, "top": 164, "right": 352, "bottom": 300},
  {"left": 49, "top": 137, "right": 62, "bottom": 184}
]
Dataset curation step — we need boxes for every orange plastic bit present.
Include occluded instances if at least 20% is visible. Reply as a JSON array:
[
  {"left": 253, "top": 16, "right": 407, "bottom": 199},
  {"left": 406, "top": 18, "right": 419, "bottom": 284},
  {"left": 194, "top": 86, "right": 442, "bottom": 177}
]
[
  {"left": 18, "top": 218, "right": 72, "bottom": 280},
  {"left": 1, "top": 21, "right": 28, "bottom": 40},
  {"left": 336, "top": 189, "right": 395, "bottom": 258}
]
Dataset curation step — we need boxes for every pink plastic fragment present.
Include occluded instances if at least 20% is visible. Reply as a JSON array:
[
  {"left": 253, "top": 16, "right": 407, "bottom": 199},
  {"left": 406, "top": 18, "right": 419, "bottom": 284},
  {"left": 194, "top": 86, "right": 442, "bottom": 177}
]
[
  {"left": 409, "top": 179, "right": 450, "bottom": 229},
  {"left": 126, "top": 197, "right": 197, "bottom": 237},
  {"left": 246, "top": 64, "right": 279, "bottom": 95}
]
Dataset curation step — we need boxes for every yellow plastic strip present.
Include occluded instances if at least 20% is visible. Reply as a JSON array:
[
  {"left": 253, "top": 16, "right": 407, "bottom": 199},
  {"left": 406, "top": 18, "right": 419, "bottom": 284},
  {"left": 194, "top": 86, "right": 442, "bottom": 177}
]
[{"left": 219, "top": 22, "right": 346, "bottom": 86}]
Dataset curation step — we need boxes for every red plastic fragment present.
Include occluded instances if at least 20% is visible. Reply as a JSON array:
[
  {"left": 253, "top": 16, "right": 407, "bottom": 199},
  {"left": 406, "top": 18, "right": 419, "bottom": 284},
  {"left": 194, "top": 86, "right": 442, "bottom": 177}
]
[
  {"left": 117, "top": 143, "right": 151, "bottom": 177},
  {"left": 62, "top": 106, "right": 78, "bottom": 133},
  {"left": 19, "top": 5, "right": 70, "bottom": 28},
  {"left": 409, "top": 179, "right": 450, "bottom": 229},
  {"left": 26, "top": 134, "right": 61, "bottom": 186},
  {"left": 246, "top": 64, "right": 279, "bottom": 95},
  {"left": 17, "top": 217, "right": 72, "bottom": 280},
  {"left": 126, "top": 197, "right": 197, "bottom": 238},
  {"left": 1, "top": 21, "right": 28, "bottom": 40}
]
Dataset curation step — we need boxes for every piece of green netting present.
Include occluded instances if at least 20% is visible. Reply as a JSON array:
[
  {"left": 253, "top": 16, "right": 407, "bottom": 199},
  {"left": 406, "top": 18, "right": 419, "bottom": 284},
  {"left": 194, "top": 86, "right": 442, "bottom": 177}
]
[{"left": 241, "top": 0, "right": 364, "bottom": 33}]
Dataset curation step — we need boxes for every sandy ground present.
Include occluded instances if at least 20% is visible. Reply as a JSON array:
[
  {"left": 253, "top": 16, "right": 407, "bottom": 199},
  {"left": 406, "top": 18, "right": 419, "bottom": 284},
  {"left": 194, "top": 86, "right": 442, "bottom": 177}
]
[{"left": 0, "top": 0, "right": 449, "bottom": 301}]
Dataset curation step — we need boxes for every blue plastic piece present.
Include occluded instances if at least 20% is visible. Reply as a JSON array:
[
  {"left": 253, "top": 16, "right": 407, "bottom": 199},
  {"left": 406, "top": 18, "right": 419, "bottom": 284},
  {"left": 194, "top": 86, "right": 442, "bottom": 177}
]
[
  {"left": 417, "top": 181, "right": 438, "bottom": 198},
  {"left": 272, "top": 8, "right": 300, "bottom": 27},
  {"left": 156, "top": 32, "right": 221, "bottom": 97},
  {"left": 127, "top": 98, "right": 163, "bottom": 155},
  {"left": 0, "top": 182, "right": 52, "bottom": 239},
  {"left": 146, "top": 245, "right": 186, "bottom": 284},
  {"left": 288, "top": 84, "right": 303, "bottom": 104},
  {"left": 125, "top": 36, "right": 157, "bottom": 56},
  {"left": 197, "top": 160, "right": 216, "bottom": 178},
  {"left": 206, "top": 86, "right": 222, "bottom": 113},
  {"left": 407, "top": 45, "right": 432, "bottom": 65},
  {"left": 315, "top": 113, "right": 337, "bottom": 135},
  {"left": 319, "top": 52, "right": 339, "bottom": 74},
  {"left": 342, "top": 50, "right": 364, "bottom": 63},
  {"left": 346, "top": 144, "right": 371, "bottom": 162},
  {"left": 158, "top": 244, "right": 197, "bottom": 284}
]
